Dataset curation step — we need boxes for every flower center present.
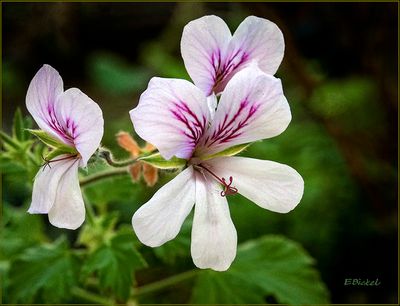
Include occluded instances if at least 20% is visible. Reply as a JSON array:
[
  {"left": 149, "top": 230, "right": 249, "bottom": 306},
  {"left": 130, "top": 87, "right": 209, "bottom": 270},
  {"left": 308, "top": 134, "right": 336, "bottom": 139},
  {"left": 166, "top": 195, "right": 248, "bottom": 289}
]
[
  {"left": 197, "top": 164, "right": 238, "bottom": 197},
  {"left": 41, "top": 154, "right": 78, "bottom": 171}
]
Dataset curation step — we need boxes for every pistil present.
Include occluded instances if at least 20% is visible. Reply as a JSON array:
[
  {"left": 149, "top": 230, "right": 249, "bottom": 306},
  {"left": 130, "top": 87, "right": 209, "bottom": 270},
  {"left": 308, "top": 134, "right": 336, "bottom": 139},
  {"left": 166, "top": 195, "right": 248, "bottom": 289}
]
[
  {"left": 197, "top": 164, "right": 238, "bottom": 197},
  {"left": 42, "top": 154, "right": 78, "bottom": 170}
]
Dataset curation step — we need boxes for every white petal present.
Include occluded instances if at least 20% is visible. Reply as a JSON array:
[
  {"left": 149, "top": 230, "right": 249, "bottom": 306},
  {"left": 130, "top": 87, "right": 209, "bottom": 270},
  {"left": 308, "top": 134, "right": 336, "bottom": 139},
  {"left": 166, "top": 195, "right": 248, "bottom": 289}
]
[
  {"left": 132, "top": 167, "right": 195, "bottom": 247},
  {"left": 181, "top": 16, "right": 284, "bottom": 95},
  {"left": 181, "top": 15, "right": 232, "bottom": 95},
  {"left": 191, "top": 171, "right": 237, "bottom": 271},
  {"left": 25, "top": 64, "right": 67, "bottom": 144},
  {"left": 230, "top": 16, "right": 284, "bottom": 76},
  {"left": 197, "top": 66, "right": 291, "bottom": 156},
  {"left": 54, "top": 88, "right": 104, "bottom": 166},
  {"left": 48, "top": 158, "right": 85, "bottom": 230},
  {"left": 28, "top": 155, "right": 75, "bottom": 214},
  {"left": 130, "top": 78, "right": 210, "bottom": 160},
  {"left": 206, "top": 93, "right": 218, "bottom": 120},
  {"left": 207, "top": 156, "right": 304, "bottom": 213}
]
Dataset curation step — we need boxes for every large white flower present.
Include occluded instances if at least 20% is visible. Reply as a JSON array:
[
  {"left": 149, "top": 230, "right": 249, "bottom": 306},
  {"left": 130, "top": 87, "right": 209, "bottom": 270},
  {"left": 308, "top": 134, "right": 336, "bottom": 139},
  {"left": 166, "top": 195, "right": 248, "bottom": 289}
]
[
  {"left": 181, "top": 15, "right": 284, "bottom": 96},
  {"left": 26, "top": 64, "right": 104, "bottom": 229},
  {"left": 130, "top": 66, "right": 303, "bottom": 271}
]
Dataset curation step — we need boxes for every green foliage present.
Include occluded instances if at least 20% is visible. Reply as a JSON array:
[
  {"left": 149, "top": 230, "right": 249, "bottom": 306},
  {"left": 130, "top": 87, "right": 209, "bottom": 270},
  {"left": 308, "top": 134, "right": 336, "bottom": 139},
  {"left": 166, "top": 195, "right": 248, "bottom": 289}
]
[
  {"left": 12, "top": 108, "right": 27, "bottom": 141},
  {"left": 82, "top": 230, "right": 147, "bottom": 301},
  {"left": 0, "top": 109, "right": 42, "bottom": 180},
  {"left": 89, "top": 52, "right": 150, "bottom": 95},
  {"left": 7, "top": 237, "right": 78, "bottom": 303},
  {"left": 191, "top": 235, "right": 330, "bottom": 304}
]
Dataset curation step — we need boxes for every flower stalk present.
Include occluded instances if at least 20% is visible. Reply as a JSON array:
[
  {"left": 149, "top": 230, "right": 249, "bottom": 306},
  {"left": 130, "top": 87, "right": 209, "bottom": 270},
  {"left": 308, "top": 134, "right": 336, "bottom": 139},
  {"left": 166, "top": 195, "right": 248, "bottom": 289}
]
[{"left": 98, "top": 148, "right": 138, "bottom": 168}]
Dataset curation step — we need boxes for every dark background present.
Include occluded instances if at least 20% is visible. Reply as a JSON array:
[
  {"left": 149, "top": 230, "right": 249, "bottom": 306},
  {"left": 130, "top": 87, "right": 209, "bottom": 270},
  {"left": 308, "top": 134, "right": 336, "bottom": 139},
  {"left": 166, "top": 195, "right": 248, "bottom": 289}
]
[{"left": 2, "top": 2, "right": 398, "bottom": 304}]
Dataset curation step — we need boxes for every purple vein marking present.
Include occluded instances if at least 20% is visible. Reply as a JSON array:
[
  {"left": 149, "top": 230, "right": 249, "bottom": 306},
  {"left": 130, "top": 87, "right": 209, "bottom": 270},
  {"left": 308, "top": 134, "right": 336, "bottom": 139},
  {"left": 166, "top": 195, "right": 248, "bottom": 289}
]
[
  {"left": 204, "top": 99, "right": 260, "bottom": 147},
  {"left": 46, "top": 105, "right": 75, "bottom": 144},
  {"left": 170, "top": 101, "right": 206, "bottom": 145},
  {"left": 209, "top": 48, "right": 249, "bottom": 94}
]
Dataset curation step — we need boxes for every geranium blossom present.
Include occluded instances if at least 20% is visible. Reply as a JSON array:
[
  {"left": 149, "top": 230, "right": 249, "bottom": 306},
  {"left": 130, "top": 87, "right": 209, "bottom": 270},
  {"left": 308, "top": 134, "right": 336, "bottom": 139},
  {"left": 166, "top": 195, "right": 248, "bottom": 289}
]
[
  {"left": 26, "top": 64, "right": 104, "bottom": 229},
  {"left": 130, "top": 66, "right": 304, "bottom": 271},
  {"left": 181, "top": 15, "right": 284, "bottom": 96}
]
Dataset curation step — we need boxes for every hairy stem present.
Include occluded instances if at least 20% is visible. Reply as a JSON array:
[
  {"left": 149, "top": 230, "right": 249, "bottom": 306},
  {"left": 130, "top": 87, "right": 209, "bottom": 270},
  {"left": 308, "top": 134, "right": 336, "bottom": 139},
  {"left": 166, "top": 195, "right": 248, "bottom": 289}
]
[
  {"left": 80, "top": 168, "right": 128, "bottom": 187},
  {"left": 132, "top": 270, "right": 198, "bottom": 298},
  {"left": 99, "top": 149, "right": 138, "bottom": 168}
]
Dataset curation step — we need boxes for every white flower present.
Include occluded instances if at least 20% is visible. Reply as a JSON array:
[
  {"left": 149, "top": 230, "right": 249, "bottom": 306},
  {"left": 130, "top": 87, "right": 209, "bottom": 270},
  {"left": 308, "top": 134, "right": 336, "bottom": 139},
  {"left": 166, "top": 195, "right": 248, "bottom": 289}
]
[
  {"left": 181, "top": 15, "right": 284, "bottom": 95},
  {"left": 130, "top": 66, "right": 304, "bottom": 271},
  {"left": 26, "top": 64, "right": 104, "bottom": 229}
]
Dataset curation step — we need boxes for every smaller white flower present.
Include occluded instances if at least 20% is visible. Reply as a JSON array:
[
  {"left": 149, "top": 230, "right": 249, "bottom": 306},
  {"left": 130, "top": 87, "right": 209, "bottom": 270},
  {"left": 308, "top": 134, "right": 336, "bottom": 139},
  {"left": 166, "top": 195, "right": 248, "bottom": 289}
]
[
  {"left": 130, "top": 66, "right": 304, "bottom": 271},
  {"left": 26, "top": 64, "right": 104, "bottom": 229},
  {"left": 181, "top": 15, "right": 284, "bottom": 95}
]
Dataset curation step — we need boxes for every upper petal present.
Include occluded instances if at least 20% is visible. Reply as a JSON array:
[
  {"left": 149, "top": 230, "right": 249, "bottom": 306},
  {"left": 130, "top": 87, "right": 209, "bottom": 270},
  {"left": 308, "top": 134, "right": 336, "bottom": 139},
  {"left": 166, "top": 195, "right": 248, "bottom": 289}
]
[
  {"left": 207, "top": 156, "right": 304, "bottom": 213},
  {"left": 48, "top": 158, "right": 85, "bottom": 229},
  {"left": 130, "top": 77, "right": 210, "bottom": 160},
  {"left": 230, "top": 16, "right": 284, "bottom": 76},
  {"left": 181, "top": 15, "right": 232, "bottom": 96},
  {"left": 191, "top": 171, "right": 237, "bottom": 271},
  {"left": 54, "top": 88, "right": 104, "bottom": 166},
  {"left": 28, "top": 155, "right": 76, "bottom": 214},
  {"left": 25, "top": 64, "right": 67, "bottom": 144},
  {"left": 132, "top": 167, "right": 196, "bottom": 247},
  {"left": 197, "top": 66, "right": 291, "bottom": 156}
]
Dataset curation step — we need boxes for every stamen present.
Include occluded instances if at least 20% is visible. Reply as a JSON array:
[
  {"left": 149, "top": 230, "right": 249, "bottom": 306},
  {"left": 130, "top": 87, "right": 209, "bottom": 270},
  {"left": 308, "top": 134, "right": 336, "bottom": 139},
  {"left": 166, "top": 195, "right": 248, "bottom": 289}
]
[
  {"left": 41, "top": 154, "right": 78, "bottom": 171},
  {"left": 198, "top": 164, "right": 238, "bottom": 197}
]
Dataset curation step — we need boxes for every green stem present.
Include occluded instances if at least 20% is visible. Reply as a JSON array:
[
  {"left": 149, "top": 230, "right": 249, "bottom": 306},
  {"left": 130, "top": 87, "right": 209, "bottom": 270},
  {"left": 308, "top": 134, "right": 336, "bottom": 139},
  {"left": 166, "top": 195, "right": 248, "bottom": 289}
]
[
  {"left": 71, "top": 287, "right": 115, "bottom": 306},
  {"left": 80, "top": 168, "right": 128, "bottom": 187},
  {"left": 99, "top": 149, "right": 138, "bottom": 168},
  {"left": 131, "top": 270, "right": 198, "bottom": 298}
]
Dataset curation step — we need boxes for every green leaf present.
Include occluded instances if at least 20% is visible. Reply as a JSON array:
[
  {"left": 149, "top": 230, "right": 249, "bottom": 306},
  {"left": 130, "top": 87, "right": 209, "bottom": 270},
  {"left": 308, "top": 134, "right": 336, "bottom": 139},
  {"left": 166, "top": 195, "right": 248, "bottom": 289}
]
[
  {"left": 139, "top": 152, "right": 186, "bottom": 169},
  {"left": 82, "top": 231, "right": 147, "bottom": 301},
  {"left": 27, "top": 129, "right": 77, "bottom": 155},
  {"left": 200, "top": 143, "right": 251, "bottom": 161},
  {"left": 12, "top": 108, "right": 25, "bottom": 141},
  {"left": 8, "top": 237, "right": 78, "bottom": 303},
  {"left": 191, "top": 235, "right": 330, "bottom": 304},
  {"left": 0, "top": 130, "right": 20, "bottom": 150}
]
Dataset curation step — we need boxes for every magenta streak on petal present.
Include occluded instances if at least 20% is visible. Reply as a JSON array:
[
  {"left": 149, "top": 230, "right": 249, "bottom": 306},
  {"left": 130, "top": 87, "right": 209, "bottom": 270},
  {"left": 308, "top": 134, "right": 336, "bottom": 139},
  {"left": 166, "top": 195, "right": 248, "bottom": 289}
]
[
  {"left": 204, "top": 99, "right": 260, "bottom": 147},
  {"left": 209, "top": 48, "right": 249, "bottom": 94},
  {"left": 170, "top": 101, "right": 207, "bottom": 145},
  {"left": 46, "top": 105, "right": 75, "bottom": 145}
]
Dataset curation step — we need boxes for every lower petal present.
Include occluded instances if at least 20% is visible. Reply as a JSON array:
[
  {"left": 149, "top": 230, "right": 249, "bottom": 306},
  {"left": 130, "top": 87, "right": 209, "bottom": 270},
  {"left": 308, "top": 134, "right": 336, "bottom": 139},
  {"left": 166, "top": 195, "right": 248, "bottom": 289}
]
[
  {"left": 48, "top": 158, "right": 85, "bottom": 229},
  {"left": 191, "top": 171, "right": 237, "bottom": 271},
  {"left": 132, "top": 167, "right": 195, "bottom": 247},
  {"left": 207, "top": 156, "right": 304, "bottom": 213},
  {"left": 28, "top": 155, "right": 76, "bottom": 214}
]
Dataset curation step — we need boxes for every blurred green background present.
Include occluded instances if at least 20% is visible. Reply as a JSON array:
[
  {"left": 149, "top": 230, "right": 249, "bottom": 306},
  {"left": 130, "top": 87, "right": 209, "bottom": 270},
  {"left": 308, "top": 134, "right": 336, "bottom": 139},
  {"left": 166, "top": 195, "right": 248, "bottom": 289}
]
[{"left": 1, "top": 2, "right": 397, "bottom": 304}]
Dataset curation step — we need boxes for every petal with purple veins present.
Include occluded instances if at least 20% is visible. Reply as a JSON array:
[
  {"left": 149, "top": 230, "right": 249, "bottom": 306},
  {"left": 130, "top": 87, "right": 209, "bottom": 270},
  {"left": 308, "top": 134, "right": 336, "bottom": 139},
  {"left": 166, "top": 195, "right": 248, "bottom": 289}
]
[
  {"left": 181, "top": 15, "right": 231, "bottom": 96},
  {"left": 54, "top": 88, "right": 104, "bottom": 166},
  {"left": 197, "top": 66, "right": 291, "bottom": 156},
  {"left": 130, "top": 77, "right": 210, "bottom": 160},
  {"left": 181, "top": 15, "right": 285, "bottom": 95}
]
